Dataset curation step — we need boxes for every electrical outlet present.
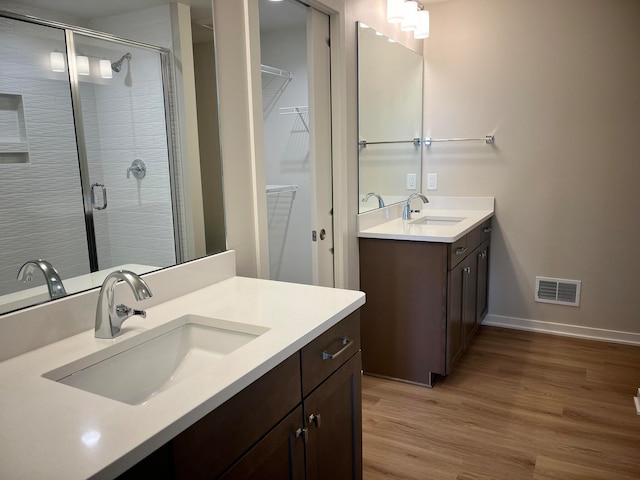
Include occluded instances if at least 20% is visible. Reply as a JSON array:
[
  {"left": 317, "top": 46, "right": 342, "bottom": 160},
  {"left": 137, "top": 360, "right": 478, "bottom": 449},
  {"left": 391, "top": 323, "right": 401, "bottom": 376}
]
[
  {"left": 427, "top": 173, "right": 438, "bottom": 190},
  {"left": 406, "top": 173, "right": 417, "bottom": 190}
]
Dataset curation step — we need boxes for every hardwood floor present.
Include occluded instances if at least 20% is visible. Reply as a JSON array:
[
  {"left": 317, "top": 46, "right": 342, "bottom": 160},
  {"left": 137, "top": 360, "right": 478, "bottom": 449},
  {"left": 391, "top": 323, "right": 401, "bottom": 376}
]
[{"left": 362, "top": 326, "right": 640, "bottom": 480}]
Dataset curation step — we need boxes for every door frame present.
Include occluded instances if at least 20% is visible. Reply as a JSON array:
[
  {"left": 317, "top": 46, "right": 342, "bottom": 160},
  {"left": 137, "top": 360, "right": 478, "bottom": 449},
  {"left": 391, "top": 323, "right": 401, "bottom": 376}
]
[{"left": 214, "top": 0, "right": 349, "bottom": 288}]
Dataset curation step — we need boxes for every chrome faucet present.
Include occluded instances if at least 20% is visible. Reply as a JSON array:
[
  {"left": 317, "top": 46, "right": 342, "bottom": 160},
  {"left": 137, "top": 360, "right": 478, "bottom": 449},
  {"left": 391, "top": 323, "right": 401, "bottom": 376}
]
[
  {"left": 363, "top": 192, "right": 385, "bottom": 208},
  {"left": 402, "top": 193, "right": 429, "bottom": 220},
  {"left": 95, "top": 270, "right": 153, "bottom": 339},
  {"left": 17, "top": 259, "right": 67, "bottom": 299}
]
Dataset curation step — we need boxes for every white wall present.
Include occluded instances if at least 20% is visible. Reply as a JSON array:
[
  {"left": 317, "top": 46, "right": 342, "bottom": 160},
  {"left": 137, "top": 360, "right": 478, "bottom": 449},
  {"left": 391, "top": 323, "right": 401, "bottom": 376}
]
[
  {"left": 260, "top": 25, "right": 313, "bottom": 284},
  {"left": 424, "top": 0, "right": 640, "bottom": 339},
  {"left": 193, "top": 38, "right": 226, "bottom": 255}
]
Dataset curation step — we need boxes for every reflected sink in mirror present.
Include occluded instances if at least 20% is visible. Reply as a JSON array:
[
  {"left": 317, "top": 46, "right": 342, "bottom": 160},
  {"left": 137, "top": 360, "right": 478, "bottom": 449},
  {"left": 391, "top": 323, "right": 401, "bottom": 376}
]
[
  {"left": 409, "top": 216, "right": 466, "bottom": 226},
  {"left": 43, "top": 315, "right": 269, "bottom": 405}
]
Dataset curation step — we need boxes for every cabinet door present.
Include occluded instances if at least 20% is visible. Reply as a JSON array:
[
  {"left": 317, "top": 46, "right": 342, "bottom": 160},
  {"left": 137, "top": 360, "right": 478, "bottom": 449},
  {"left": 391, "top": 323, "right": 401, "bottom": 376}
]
[
  {"left": 305, "top": 352, "right": 362, "bottom": 480},
  {"left": 172, "top": 355, "right": 301, "bottom": 478},
  {"left": 446, "top": 262, "right": 464, "bottom": 374},
  {"left": 462, "top": 252, "right": 478, "bottom": 347},
  {"left": 220, "top": 406, "right": 305, "bottom": 480},
  {"left": 476, "top": 240, "right": 490, "bottom": 325}
]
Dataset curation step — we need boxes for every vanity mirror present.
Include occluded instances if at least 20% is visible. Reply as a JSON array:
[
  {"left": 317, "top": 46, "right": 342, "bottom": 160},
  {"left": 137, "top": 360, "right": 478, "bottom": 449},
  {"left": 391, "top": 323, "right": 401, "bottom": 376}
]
[
  {"left": 0, "top": 0, "right": 225, "bottom": 315},
  {"left": 357, "top": 22, "right": 424, "bottom": 213}
]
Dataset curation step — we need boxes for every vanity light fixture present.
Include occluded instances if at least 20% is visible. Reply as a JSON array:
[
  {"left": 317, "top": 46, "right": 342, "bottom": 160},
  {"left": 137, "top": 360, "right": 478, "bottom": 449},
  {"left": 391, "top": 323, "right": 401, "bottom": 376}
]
[
  {"left": 386, "top": 0, "right": 430, "bottom": 39},
  {"left": 400, "top": 1, "right": 418, "bottom": 31},
  {"left": 99, "top": 59, "right": 112, "bottom": 79},
  {"left": 387, "top": 0, "right": 404, "bottom": 23},
  {"left": 50, "top": 51, "right": 65, "bottom": 72},
  {"left": 76, "top": 55, "right": 90, "bottom": 76},
  {"left": 414, "top": 9, "right": 430, "bottom": 39}
]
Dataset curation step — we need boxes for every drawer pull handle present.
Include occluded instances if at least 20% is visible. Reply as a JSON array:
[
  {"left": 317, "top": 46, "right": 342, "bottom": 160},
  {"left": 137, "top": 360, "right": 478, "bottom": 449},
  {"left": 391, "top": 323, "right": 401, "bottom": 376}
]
[
  {"left": 455, "top": 247, "right": 468, "bottom": 256},
  {"left": 322, "top": 337, "right": 352, "bottom": 360},
  {"left": 483, "top": 226, "right": 492, "bottom": 233},
  {"left": 464, "top": 266, "right": 471, "bottom": 274}
]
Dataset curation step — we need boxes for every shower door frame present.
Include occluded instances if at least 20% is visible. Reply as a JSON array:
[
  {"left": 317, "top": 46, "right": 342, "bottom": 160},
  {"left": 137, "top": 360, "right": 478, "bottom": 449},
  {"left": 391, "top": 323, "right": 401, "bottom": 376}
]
[{"left": 0, "top": 11, "right": 184, "bottom": 271}]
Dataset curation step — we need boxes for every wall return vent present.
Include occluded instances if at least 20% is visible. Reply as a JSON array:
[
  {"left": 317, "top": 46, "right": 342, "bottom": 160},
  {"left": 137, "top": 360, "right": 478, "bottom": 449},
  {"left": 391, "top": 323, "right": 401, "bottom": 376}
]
[{"left": 535, "top": 276, "right": 581, "bottom": 307}]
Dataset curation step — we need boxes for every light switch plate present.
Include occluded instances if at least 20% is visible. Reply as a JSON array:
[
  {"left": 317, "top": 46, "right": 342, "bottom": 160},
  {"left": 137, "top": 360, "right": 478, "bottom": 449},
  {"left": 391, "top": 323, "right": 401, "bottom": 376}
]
[
  {"left": 406, "top": 173, "right": 417, "bottom": 190},
  {"left": 427, "top": 173, "right": 438, "bottom": 190}
]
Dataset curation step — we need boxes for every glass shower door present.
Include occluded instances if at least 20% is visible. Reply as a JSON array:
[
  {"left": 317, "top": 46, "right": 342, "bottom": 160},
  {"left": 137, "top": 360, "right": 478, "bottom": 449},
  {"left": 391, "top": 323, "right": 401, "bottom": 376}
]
[
  {"left": 72, "top": 33, "right": 177, "bottom": 273},
  {"left": 0, "top": 16, "right": 90, "bottom": 307}
]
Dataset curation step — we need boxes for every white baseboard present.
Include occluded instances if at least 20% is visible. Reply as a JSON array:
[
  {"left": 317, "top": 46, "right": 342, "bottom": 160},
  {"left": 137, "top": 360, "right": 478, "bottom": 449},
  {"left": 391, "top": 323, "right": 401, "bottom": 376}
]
[{"left": 483, "top": 314, "right": 640, "bottom": 346}]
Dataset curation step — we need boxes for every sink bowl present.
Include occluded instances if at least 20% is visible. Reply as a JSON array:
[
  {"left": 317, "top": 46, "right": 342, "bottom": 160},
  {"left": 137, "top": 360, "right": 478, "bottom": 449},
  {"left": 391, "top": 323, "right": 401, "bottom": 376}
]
[
  {"left": 410, "top": 216, "right": 465, "bottom": 226},
  {"left": 43, "top": 315, "right": 269, "bottom": 405}
]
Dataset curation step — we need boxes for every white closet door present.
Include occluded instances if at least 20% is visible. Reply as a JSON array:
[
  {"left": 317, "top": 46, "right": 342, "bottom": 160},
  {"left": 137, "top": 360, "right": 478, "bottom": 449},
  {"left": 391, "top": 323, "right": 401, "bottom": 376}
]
[{"left": 307, "top": 7, "right": 334, "bottom": 287}]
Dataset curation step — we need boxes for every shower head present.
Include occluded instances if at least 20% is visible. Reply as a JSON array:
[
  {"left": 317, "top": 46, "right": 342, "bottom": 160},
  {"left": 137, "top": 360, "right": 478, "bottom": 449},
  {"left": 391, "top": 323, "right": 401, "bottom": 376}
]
[{"left": 111, "top": 52, "right": 132, "bottom": 73}]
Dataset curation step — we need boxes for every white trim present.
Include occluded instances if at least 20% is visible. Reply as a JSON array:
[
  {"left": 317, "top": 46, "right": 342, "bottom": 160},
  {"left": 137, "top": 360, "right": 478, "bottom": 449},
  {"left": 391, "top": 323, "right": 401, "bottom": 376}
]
[{"left": 483, "top": 314, "right": 640, "bottom": 346}]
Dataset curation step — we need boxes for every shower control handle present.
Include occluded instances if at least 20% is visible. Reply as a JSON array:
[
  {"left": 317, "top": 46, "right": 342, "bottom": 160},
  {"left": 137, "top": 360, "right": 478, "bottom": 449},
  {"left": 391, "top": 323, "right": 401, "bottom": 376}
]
[
  {"left": 127, "top": 158, "right": 146, "bottom": 180},
  {"left": 91, "top": 183, "right": 107, "bottom": 211}
]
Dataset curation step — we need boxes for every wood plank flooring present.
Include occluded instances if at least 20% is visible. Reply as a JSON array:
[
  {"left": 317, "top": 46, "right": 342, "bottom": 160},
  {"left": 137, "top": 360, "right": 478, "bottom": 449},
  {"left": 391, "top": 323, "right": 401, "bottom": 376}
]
[{"left": 362, "top": 326, "right": 640, "bottom": 480}]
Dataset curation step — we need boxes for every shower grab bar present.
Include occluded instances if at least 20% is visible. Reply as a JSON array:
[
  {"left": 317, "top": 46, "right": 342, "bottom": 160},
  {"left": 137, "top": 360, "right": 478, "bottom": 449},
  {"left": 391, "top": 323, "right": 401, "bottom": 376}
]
[
  {"left": 91, "top": 183, "right": 107, "bottom": 210},
  {"left": 423, "top": 135, "right": 495, "bottom": 146}
]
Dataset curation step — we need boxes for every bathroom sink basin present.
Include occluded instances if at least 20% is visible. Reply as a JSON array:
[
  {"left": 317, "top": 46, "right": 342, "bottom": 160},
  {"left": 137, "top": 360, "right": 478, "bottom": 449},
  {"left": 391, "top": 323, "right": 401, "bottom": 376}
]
[
  {"left": 43, "top": 315, "right": 269, "bottom": 405},
  {"left": 409, "top": 216, "right": 465, "bottom": 226}
]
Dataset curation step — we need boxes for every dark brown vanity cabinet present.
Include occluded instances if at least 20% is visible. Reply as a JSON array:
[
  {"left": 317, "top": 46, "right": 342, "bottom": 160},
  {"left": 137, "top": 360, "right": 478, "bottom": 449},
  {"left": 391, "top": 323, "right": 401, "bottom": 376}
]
[
  {"left": 359, "top": 219, "right": 491, "bottom": 386},
  {"left": 119, "top": 311, "right": 362, "bottom": 480}
]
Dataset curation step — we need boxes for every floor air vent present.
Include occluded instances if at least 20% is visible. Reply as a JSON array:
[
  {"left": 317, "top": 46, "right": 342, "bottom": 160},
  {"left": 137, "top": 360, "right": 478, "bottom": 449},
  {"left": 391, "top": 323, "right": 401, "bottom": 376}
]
[{"left": 535, "top": 277, "right": 581, "bottom": 306}]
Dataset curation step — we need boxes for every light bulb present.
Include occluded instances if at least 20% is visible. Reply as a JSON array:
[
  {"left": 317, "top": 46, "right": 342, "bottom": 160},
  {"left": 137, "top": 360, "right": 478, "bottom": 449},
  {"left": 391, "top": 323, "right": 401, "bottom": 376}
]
[
  {"left": 99, "top": 59, "right": 112, "bottom": 79},
  {"left": 414, "top": 10, "right": 430, "bottom": 39},
  {"left": 387, "top": 0, "right": 404, "bottom": 24},
  {"left": 401, "top": 1, "right": 418, "bottom": 32},
  {"left": 50, "top": 52, "right": 65, "bottom": 72},
  {"left": 76, "top": 55, "right": 90, "bottom": 76}
]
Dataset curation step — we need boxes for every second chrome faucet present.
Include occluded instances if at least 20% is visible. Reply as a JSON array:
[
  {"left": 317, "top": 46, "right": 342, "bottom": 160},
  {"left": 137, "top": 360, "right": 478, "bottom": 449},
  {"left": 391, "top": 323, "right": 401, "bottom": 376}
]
[
  {"left": 402, "top": 193, "right": 429, "bottom": 220},
  {"left": 95, "top": 270, "right": 153, "bottom": 339}
]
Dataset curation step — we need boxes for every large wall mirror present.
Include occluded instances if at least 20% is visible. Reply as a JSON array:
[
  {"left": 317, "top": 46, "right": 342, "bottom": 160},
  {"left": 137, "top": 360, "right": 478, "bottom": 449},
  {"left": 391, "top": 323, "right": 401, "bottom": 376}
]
[
  {"left": 357, "top": 22, "right": 424, "bottom": 212},
  {"left": 0, "top": 0, "right": 225, "bottom": 315}
]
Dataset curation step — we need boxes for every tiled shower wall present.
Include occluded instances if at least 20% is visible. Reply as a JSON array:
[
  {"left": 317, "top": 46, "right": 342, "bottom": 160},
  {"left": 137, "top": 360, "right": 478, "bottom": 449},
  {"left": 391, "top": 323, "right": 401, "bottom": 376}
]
[
  {"left": 0, "top": 17, "right": 91, "bottom": 296},
  {"left": 0, "top": 14, "right": 176, "bottom": 298},
  {"left": 77, "top": 39, "right": 176, "bottom": 270}
]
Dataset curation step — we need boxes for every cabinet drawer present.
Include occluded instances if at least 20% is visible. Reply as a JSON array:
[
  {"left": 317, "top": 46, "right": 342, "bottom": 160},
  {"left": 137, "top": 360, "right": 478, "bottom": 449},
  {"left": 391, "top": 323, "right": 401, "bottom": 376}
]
[
  {"left": 301, "top": 310, "right": 360, "bottom": 397},
  {"left": 467, "top": 225, "right": 483, "bottom": 252},
  {"left": 449, "top": 235, "right": 468, "bottom": 269},
  {"left": 172, "top": 354, "right": 302, "bottom": 479},
  {"left": 481, "top": 218, "right": 493, "bottom": 242}
]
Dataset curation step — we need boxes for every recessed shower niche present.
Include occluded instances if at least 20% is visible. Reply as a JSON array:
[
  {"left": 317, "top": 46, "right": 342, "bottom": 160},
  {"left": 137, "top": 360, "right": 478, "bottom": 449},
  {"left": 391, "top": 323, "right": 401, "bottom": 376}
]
[{"left": 0, "top": 93, "right": 29, "bottom": 164}]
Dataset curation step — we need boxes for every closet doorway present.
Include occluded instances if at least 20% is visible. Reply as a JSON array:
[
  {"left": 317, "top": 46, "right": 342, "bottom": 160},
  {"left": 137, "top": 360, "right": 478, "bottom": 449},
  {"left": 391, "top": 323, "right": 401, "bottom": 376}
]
[{"left": 258, "top": 0, "right": 334, "bottom": 287}]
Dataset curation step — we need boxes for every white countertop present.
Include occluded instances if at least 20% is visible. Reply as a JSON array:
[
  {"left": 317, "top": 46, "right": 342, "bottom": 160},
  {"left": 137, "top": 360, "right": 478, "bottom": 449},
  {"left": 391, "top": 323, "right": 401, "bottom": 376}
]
[
  {"left": 0, "top": 276, "right": 365, "bottom": 479},
  {"left": 357, "top": 196, "right": 495, "bottom": 243}
]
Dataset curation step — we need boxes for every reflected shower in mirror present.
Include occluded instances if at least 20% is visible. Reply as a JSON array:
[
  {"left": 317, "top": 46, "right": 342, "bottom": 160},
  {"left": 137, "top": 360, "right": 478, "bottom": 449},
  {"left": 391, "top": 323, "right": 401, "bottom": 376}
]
[
  {"left": 357, "top": 22, "right": 424, "bottom": 213},
  {"left": 0, "top": 0, "right": 225, "bottom": 316}
]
